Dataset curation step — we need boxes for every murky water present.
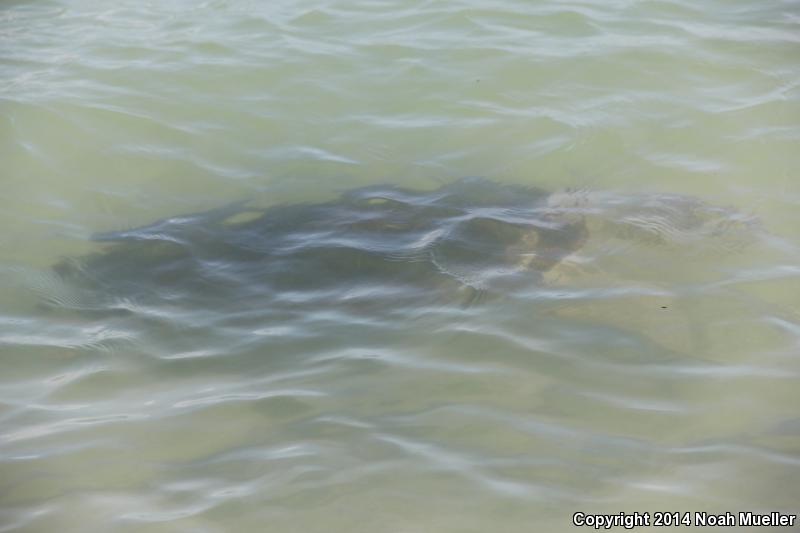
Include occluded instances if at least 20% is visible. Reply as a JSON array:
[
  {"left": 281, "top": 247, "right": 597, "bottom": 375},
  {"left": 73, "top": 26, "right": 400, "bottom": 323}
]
[{"left": 2, "top": 0, "right": 800, "bottom": 531}]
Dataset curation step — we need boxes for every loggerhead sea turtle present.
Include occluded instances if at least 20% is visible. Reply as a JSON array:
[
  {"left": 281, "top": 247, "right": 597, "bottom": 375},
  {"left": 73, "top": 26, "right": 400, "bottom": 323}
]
[{"left": 48, "top": 178, "right": 761, "bottom": 327}]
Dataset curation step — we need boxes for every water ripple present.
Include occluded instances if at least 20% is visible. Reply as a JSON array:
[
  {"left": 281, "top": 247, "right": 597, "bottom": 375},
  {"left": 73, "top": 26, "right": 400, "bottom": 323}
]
[{"left": 3, "top": 0, "right": 800, "bottom": 528}]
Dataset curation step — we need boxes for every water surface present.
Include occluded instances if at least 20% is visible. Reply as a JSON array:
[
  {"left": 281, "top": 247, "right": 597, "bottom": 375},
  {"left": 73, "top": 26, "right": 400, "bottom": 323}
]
[{"left": 2, "top": 0, "right": 800, "bottom": 531}]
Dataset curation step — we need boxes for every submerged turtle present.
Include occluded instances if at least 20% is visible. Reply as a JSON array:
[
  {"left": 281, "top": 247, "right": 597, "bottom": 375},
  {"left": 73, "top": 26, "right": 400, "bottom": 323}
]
[
  {"left": 50, "top": 178, "right": 589, "bottom": 315},
  {"left": 48, "top": 178, "right": 761, "bottom": 325}
]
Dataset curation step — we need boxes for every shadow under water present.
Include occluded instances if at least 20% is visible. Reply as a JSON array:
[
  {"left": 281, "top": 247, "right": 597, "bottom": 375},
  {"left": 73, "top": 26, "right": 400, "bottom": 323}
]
[{"left": 51, "top": 178, "right": 588, "bottom": 319}]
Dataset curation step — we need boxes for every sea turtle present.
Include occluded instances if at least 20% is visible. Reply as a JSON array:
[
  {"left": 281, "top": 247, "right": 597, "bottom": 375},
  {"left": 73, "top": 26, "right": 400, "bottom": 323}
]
[{"left": 48, "top": 178, "right": 761, "bottom": 330}]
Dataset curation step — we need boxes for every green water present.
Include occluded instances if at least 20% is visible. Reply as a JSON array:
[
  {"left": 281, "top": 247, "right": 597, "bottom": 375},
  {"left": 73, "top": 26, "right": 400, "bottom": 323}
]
[{"left": 2, "top": 0, "right": 799, "bottom": 531}]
